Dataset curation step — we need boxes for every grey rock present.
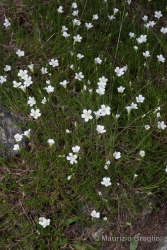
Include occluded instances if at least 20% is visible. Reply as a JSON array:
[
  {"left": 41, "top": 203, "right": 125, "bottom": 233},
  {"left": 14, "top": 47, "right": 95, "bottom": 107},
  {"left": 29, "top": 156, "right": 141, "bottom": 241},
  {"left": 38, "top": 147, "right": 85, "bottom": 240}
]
[
  {"left": 91, "top": 225, "right": 106, "bottom": 241},
  {"left": 131, "top": 193, "right": 155, "bottom": 233},
  {"left": 157, "top": 236, "right": 167, "bottom": 250},
  {"left": 0, "top": 106, "right": 26, "bottom": 160}
]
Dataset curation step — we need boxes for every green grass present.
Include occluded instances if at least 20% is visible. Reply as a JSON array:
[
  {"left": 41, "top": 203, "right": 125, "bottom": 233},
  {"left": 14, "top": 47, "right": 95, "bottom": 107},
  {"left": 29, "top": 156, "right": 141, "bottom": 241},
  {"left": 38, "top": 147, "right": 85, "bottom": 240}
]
[{"left": 1, "top": 0, "right": 167, "bottom": 249}]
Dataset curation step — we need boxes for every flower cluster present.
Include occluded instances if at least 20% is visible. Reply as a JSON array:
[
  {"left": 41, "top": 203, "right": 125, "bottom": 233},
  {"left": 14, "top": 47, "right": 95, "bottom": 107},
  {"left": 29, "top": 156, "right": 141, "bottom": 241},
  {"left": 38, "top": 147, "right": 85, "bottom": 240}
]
[
  {"left": 66, "top": 145, "right": 80, "bottom": 164},
  {"left": 96, "top": 76, "right": 108, "bottom": 95},
  {"left": 13, "top": 129, "right": 31, "bottom": 151},
  {"left": 114, "top": 66, "right": 127, "bottom": 77}
]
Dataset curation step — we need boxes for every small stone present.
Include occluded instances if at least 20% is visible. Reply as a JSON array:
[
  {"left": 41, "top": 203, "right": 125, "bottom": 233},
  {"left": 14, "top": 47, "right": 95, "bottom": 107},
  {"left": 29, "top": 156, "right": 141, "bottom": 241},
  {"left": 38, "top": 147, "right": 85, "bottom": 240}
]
[{"left": 0, "top": 105, "right": 26, "bottom": 160}]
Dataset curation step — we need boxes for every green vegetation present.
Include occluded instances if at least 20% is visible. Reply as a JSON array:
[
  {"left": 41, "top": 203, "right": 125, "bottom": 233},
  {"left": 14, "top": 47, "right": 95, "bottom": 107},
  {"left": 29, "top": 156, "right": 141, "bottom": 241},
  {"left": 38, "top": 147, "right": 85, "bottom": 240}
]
[{"left": 0, "top": 0, "right": 167, "bottom": 249}]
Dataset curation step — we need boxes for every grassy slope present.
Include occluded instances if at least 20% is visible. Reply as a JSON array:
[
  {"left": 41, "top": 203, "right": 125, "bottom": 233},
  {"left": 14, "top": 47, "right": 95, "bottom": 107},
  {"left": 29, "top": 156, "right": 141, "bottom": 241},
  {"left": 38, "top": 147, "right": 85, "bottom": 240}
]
[{"left": 0, "top": 0, "right": 167, "bottom": 249}]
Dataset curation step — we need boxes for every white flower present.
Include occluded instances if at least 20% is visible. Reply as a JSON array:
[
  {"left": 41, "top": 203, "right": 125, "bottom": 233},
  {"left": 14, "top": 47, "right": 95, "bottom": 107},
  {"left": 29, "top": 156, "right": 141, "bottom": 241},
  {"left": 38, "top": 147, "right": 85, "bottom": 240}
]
[
  {"left": 129, "top": 32, "right": 135, "bottom": 38},
  {"left": 75, "top": 72, "right": 84, "bottom": 81},
  {"left": 125, "top": 106, "right": 132, "bottom": 113},
  {"left": 113, "top": 151, "right": 121, "bottom": 159},
  {"left": 145, "top": 21, "right": 156, "bottom": 29},
  {"left": 122, "top": 66, "right": 127, "bottom": 72},
  {"left": 18, "top": 69, "right": 28, "bottom": 80},
  {"left": 99, "top": 105, "right": 110, "bottom": 116},
  {"left": 131, "top": 102, "right": 138, "bottom": 109},
  {"left": 157, "top": 54, "right": 165, "bottom": 63},
  {"left": 108, "top": 15, "right": 115, "bottom": 20},
  {"left": 39, "top": 217, "right": 50, "bottom": 228},
  {"left": 70, "top": 64, "right": 74, "bottom": 70},
  {"left": 148, "top": 21, "right": 156, "bottom": 27},
  {"left": 28, "top": 64, "right": 34, "bottom": 72},
  {"left": 0, "top": 75, "right": 7, "bottom": 84},
  {"left": 95, "top": 57, "right": 102, "bottom": 64},
  {"left": 85, "top": 23, "right": 93, "bottom": 29},
  {"left": 144, "top": 125, "right": 150, "bottom": 130},
  {"left": 72, "top": 2, "right": 77, "bottom": 8},
  {"left": 14, "top": 133, "right": 23, "bottom": 142},
  {"left": 155, "top": 106, "right": 161, "bottom": 112},
  {"left": 49, "top": 59, "right": 59, "bottom": 67},
  {"left": 47, "top": 139, "right": 55, "bottom": 147},
  {"left": 94, "top": 110, "right": 101, "bottom": 119},
  {"left": 113, "top": 8, "right": 119, "bottom": 15},
  {"left": 66, "top": 129, "right": 71, "bottom": 133},
  {"left": 91, "top": 210, "right": 100, "bottom": 218},
  {"left": 72, "top": 10, "right": 79, "bottom": 16},
  {"left": 154, "top": 11, "right": 162, "bottom": 19},
  {"left": 106, "top": 160, "right": 110, "bottom": 165},
  {"left": 139, "top": 150, "right": 145, "bottom": 157},
  {"left": 104, "top": 165, "right": 108, "bottom": 170},
  {"left": 72, "top": 145, "right": 80, "bottom": 153},
  {"left": 27, "top": 96, "right": 36, "bottom": 107},
  {"left": 66, "top": 153, "right": 78, "bottom": 164},
  {"left": 24, "top": 76, "right": 33, "bottom": 87},
  {"left": 72, "top": 19, "right": 81, "bottom": 26},
  {"left": 60, "top": 80, "right": 69, "bottom": 88},
  {"left": 134, "top": 46, "right": 138, "bottom": 51},
  {"left": 143, "top": 51, "right": 150, "bottom": 58},
  {"left": 157, "top": 112, "right": 161, "bottom": 118},
  {"left": 41, "top": 67, "right": 48, "bottom": 74},
  {"left": 101, "top": 177, "right": 111, "bottom": 187},
  {"left": 3, "top": 18, "right": 11, "bottom": 28},
  {"left": 81, "top": 109, "right": 93, "bottom": 122},
  {"left": 13, "top": 81, "right": 22, "bottom": 88},
  {"left": 96, "top": 87, "right": 105, "bottom": 95},
  {"left": 136, "top": 94, "right": 145, "bottom": 103},
  {"left": 158, "top": 121, "right": 166, "bottom": 130},
  {"left": 97, "top": 83, "right": 106, "bottom": 90},
  {"left": 13, "top": 144, "right": 20, "bottom": 151},
  {"left": 73, "top": 34, "right": 82, "bottom": 42},
  {"left": 23, "top": 129, "right": 31, "bottom": 139},
  {"left": 144, "top": 23, "right": 150, "bottom": 29},
  {"left": 114, "top": 67, "right": 125, "bottom": 77},
  {"left": 117, "top": 86, "right": 125, "bottom": 93},
  {"left": 97, "top": 80, "right": 106, "bottom": 89},
  {"left": 92, "top": 14, "right": 99, "bottom": 20},
  {"left": 127, "top": 0, "right": 131, "bottom": 4},
  {"left": 57, "top": 6, "right": 63, "bottom": 13},
  {"left": 62, "top": 26, "right": 68, "bottom": 32},
  {"left": 115, "top": 114, "right": 120, "bottom": 118},
  {"left": 67, "top": 175, "right": 72, "bottom": 180},
  {"left": 30, "top": 109, "right": 41, "bottom": 119},
  {"left": 136, "top": 34, "right": 147, "bottom": 44},
  {"left": 62, "top": 31, "right": 70, "bottom": 38},
  {"left": 134, "top": 174, "right": 138, "bottom": 179},
  {"left": 97, "top": 84, "right": 106, "bottom": 90},
  {"left": 142, "top": 15, "right": 148, "bottom": 22},
  {"left": 4, "top": 65, "right": 11, "bottom": 71},
  {"left": 96, "top": 125, "right": 106, "bottom": 134},
  {"left": 16, "top": 49, "right": 24, "bottom": 57},
  {"left": 98, "top": 76, "right": 108, "bottom": 84},
  {"left": 41, "top": 97, "right": 47, "bottom": 104},
  {"left": 44, "top": 85, "right": 54, "bottom": 93},
  {"left": 19, "top": 84, "right": 27, "bottom": 92},
  {"left": 103, "top": 217, "right": 107, "bottom": 221},
  {"left": 77, "top": 53, "right": 84, "bottom": 59},
  {"left": 160, "top": 27, "right": 167, "bottom": 34}
]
